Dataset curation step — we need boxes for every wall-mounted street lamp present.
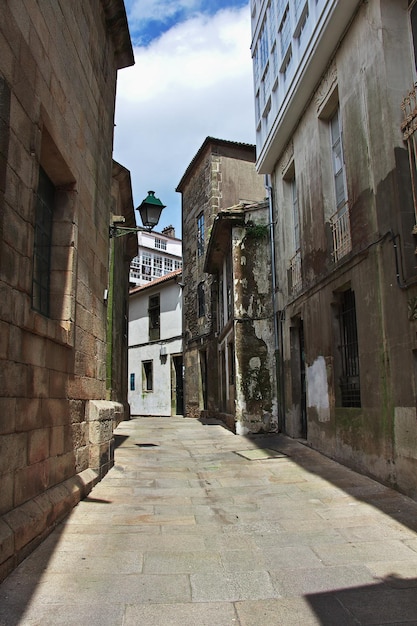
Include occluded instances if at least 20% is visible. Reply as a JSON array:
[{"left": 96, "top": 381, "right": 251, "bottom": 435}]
[{"left": 109, "top": 190, "right": 166, "bottom": 238}]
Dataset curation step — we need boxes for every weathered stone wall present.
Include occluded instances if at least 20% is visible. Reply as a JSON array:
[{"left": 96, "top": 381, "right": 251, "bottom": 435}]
[
  {"left": 273, "top": 0, "right": 417, "bottom": 498},
  {"left": 233, "top": 208, "right": 278, "bottom": 434},
  {"left": 179, "top": 139, "right": 265, "bottom": 420},
  {"left": 0, "top": 1, "right": 133, "bottom": 580}
]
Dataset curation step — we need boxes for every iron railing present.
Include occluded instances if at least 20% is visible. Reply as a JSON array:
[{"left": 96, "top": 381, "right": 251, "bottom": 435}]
[
  {"left": 289, "top": 249, "right": 302, "bottom": 292},
  {"left": 330, "top": 202, "right": 351, "bottom": 262}
]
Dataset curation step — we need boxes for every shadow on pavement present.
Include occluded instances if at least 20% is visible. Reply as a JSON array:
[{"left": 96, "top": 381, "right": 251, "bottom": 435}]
[
  {"left": 246, "top": 431, "right": 417, "bottom": 535},
  {"left": 306, "top": 575, "right": 417, "bottom": 625}
]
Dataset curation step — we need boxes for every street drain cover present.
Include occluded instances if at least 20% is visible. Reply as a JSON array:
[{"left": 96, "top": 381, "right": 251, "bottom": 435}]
[{"left": 235, "top": 448, "right": 287, "bottom": 460}]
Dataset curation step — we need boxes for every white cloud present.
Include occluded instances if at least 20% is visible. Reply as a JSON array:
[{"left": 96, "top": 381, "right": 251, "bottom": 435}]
[
  {"left": 113, "top": 4, "right": 256, "bottom": 237},
  {"left": 128, "top": 0, "right": 202, "bottom": 26}
]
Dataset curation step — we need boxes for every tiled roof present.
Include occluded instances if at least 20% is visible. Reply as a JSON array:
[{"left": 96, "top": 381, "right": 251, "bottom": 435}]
[{"left": 129, "top": 268, "right": 182, "bottom": 295}]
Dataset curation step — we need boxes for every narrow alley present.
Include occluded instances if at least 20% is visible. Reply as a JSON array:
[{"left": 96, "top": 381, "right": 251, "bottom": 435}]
[{"left": 1, "top": 416, "right": 417, "bottom": 626}]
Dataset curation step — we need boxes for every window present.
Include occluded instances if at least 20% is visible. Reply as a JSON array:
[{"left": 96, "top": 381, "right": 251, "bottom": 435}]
[
  {"left": 141, "top": 253, "right": 152, "bottom": 281},
  {"left": 338, "top": 289, "right": 361, "bottom": 407},
  {"left": 148, "top": 294, "right": 160, "bottom": 341},
  {"left": 228, "top": 342, "right": 235, "bottom": 385},
  {"left": 329, "top": 107, "right": 351, "bottom": 261},
  {"left": 197, "top": 212, "right": 205, "bottom": 257},
  {"left": 289, "top": 175, "right": 302, "bottom": 291},
  {"left": 130, "top": 373, "right": 135, "bottom": 391},
  {"left": 155, "top": 238, "right": 167, "bottom": 250},
  {"left": 164, "top": 257, "right": 173, "bottom": 273},
  {"left": 197, "top": 282, "right": 205, "bottom": 318},
  {"left": 174, "top": 259, "right": 182, "bottom": 270},
  {"left": 331, "top": 109, "right": 347, "bottom": 213},
  {"left": 142, "top": 361, "right": 153, "bottom": 391},
  {"left": 32, "top": 167, "right": 54, "bottom": 316},
  {"left": 291, "top": 177, "right": 300, "bottom": 252},
  {"left": 411, "top": 2, "right": 417, "bottom": 72},
  {"left": 279, "top": 7, "right": 291, "bottom": 59},
  {"left": 154, "top": 255, "right": 163, "bottom": 277}
]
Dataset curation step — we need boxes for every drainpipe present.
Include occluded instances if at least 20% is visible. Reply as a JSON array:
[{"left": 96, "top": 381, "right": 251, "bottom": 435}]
[{"left": 265, "top": 174, "right": 285, "bottom": 432}]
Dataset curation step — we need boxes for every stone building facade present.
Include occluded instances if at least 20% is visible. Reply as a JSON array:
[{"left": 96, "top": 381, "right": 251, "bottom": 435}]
[
  {"left": 0, "top": 1, "right": 134, "bottom": 580},
  {"left": 176, "top": 137, "right": 266, "bottom": 423},
  {"left": 204, "top": 202, "right": 278, "bottom": 434},
  {"left": 251, "top": 0, "right": 417, "bottom": 498}
]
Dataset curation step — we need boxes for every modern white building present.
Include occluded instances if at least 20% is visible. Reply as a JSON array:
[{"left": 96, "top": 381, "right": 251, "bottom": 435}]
[
  {"left": 251, "top": 0, "right": 361, "bottom": 173},
  {"left": 129, "top": 226, "right": 182, "bottom": 286},
  {"left": 128, "top": 269, "right": 183, "bottom": 416}
]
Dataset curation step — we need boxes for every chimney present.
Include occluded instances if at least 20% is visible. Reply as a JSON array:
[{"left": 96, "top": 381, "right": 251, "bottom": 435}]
[{"left": 162, "top": 225, "right": 175, "bottom": 238}]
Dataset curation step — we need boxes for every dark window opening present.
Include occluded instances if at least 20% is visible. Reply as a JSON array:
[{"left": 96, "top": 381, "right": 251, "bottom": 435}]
[
  {"left": 143, "top": 361, "right": 153, "bottom": 391},
  {"left": 32, "top": 167, "right": 55, "bottom": 316},
  {"left": 130, "top": 373, "right": 135, "bottom": 391},
  {"left": 149, "top": 294, "right": 160, "bottom": 341},
  {"left": 197, "top": 212, "right": 205, "bottom": 257},
  {"left": 338, "top": 289, "right": 361, "bottom": 407},
  {"left": 197, "top": 282, "right": 205, "bottom": 318}
]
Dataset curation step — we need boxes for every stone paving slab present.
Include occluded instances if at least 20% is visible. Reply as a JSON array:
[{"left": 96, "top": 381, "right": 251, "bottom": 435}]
[{"left": 1, "top": 415, "right": 417, "bottom": 625}]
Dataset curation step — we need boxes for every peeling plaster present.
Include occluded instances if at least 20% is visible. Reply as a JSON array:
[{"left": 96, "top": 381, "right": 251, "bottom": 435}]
[{"left": 307, "top": 356, "right": 330, "bottom": 422}]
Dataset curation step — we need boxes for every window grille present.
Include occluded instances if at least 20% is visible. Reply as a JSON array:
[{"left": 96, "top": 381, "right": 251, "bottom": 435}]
[
  {"left": 330, "top": 202, "right": 351, "bottom": 262},
  {"left": 289, "top": 250, "right": 302, "bottom": 292},
  {"left": 32, "top": 168, "right": 54, "bottom": 316},
  {"left": 338, "top": 289, "right": 361, "bottom": 407}
]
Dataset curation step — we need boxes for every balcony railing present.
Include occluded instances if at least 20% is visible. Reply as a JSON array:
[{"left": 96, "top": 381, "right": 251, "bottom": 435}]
[
  {"left": 330, "top": 203, "right": 351, "bottom": 262},
  {"left": 289, "top": 249, "right": 302, "bottom": 292}
]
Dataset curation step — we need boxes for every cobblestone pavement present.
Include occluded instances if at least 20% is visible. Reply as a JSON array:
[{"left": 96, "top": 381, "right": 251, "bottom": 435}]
[{"left": 1, "top": 416, "right": 417, "bottom": 625}]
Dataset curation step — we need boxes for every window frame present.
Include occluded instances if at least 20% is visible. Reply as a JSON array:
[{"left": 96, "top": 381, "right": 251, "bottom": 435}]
[
  {"left": 142, "top": 360, "right": 153, "bottom": 392},
  {"left": 32, "top": 167, "right": 54, "bottom": 317},
  {"left": 197, "top": 212, "right": 205, "bottom": 257},
  {"left": 148, "top": 293, "right": 160, "bottom": 341}
]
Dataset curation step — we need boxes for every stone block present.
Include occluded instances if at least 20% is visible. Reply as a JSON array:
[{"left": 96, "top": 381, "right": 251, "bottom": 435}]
[
  {"left": 28, "top": 428, "right": 50, "bottom": 464},
  {"left": 69, "top": 399, "right": 85, "bottom": 424},
  {"left": 49, "top": 425, "right": 65, "bottom": 457},
  {"left": 21, "top": 331, "right": 47, "bottom": 369},
  {"left": 0, "top": 519, "right": 14, "bottom": 563},
  {"left": 3, "top": 500, "right": 44, "bottom": 551},
  {"left": 75, "top": 445, "right": 89, "bottom": 473},
  {"left": 0, "top": 472, "right": 13, "bottom": 515},
  {"left": 0, "top": 360, "right": 27, "bottom": 396},
  {"left": 0, "top": 432, "right": 27, "bottom": 474},
  {"left": 48, "top": 451, "right": 76, "bottom": 488},
  {"left": 89, "top": 419, "right": 113, "bottom": 445},
  {"left": 0, "top": 320, "right": 9, "bottom": 359},
  {"left": 14, "top": 460, "right": 49, "bottom": 507},
  {"left": 71, "top": 422, "right": 88, "bottom": 450},
  {"left": 48, "top": 369, "right": 67, "bottom": 399},
  {"left": 41, "top": 398, "right": 68, "bottom": 427},
  {"left": 15, "top": 398, "right": 41, "bottom": 431},
  {"left": 0, "top": 397, "right": 16, "bottom": 434}
]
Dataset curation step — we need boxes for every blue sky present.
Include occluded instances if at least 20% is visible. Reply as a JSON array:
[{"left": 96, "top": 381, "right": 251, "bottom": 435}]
[
  {"left": 113, "top": 0, "right": 255, "bottom": 237},
  {"left": 125, "top": 0, "right": 249, "bottom": 45}
]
